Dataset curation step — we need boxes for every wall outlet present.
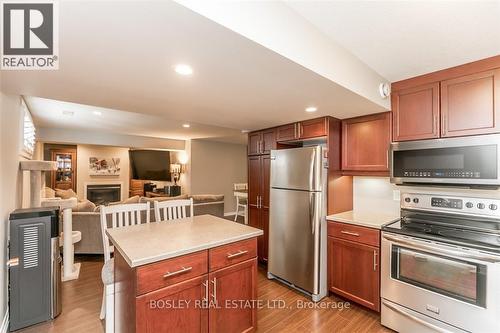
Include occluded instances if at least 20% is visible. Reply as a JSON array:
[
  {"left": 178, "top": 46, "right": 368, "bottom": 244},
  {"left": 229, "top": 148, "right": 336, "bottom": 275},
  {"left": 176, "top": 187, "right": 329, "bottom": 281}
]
[{"left": 393, "top": 190, "right": 401, "bottom": 201}]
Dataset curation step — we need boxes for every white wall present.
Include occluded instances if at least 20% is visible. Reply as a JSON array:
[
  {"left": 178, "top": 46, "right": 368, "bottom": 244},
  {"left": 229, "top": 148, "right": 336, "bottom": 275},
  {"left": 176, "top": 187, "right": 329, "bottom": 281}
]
[
  {"left": 0, "top": 92, "right": 26, "bottom": 323},
  {"left": 190, "top": 140, "right": 247, "bottom": 214},
  {"left": 353, "top": 176, "right": 500, "bottom": 215}
]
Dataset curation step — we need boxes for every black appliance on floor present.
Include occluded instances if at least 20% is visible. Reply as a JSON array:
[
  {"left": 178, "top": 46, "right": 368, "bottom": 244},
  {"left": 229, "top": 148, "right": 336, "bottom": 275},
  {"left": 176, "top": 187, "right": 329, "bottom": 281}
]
[{"left": 8, "top": 207, "right": 62, "bottom": 331}]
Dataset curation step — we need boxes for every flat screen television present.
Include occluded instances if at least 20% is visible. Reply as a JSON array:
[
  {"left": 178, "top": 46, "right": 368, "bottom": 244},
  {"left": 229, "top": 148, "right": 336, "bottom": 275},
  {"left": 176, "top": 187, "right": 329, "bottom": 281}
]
[{"left": 129, "top": 150, "right": 171, "bottom": 181}]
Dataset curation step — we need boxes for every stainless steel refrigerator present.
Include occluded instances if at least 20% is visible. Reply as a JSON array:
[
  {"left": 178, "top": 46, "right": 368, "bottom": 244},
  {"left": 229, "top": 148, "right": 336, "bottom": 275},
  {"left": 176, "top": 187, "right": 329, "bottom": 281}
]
[{"left": 268, "top": 145, "right": 328, "bottom": 302}]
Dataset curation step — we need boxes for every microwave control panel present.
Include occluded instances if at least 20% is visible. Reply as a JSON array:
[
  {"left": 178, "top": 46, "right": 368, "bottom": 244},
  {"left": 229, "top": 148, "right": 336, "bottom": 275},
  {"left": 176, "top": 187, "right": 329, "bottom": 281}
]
[{"left": 402, "top": 171, "right": 481, "bottom": 178}]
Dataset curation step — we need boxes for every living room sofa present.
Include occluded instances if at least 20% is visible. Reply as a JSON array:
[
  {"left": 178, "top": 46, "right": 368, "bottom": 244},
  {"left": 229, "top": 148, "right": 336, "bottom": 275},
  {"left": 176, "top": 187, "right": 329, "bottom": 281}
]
[{"left": 71, "top": 194, "right": 225, "bottom": 254}]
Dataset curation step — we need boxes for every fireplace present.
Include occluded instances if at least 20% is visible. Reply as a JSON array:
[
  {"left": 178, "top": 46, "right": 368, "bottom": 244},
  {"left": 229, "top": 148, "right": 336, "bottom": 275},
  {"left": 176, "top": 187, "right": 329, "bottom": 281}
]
[{"left": 86, "top": 184, "right": 121, "bottom": 205}]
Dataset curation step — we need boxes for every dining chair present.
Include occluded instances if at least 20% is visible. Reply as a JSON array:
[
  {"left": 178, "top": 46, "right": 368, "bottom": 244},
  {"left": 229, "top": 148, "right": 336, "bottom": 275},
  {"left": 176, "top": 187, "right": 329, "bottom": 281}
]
[
  {"left": 99, "top": 202, "right": 151, "bottom": 333},
  {"left": 233, "top": 183, "right": 248, "bottom": 224},
  {"left": 154, "top": 198, "right": 194, "bottom": 222}
]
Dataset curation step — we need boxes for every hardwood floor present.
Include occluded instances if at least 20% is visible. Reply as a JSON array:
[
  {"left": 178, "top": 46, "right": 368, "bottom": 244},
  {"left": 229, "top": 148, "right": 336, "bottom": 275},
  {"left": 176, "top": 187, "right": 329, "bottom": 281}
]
[{"left": 16, "top": 257, "right": 391, "bottom": 333}]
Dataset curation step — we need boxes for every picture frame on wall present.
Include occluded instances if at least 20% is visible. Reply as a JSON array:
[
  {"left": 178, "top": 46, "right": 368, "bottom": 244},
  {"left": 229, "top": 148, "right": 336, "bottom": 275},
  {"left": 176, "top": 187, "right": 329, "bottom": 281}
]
[{"left": 89, "top": 157, "right": 121, "bottom": 176}]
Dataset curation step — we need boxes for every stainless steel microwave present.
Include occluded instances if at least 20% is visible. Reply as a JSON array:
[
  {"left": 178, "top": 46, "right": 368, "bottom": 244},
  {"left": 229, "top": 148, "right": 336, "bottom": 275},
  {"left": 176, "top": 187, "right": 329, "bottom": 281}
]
[{"left": 389, "top": 134, "right": 500, "bottom": 187}]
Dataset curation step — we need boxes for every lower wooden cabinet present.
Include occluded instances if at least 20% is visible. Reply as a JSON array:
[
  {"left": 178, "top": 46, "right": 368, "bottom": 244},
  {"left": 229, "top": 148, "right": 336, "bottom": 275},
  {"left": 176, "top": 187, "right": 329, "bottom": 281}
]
[
  {"left": 327, "top": 222, "right": 380, "bottom": 312},
  {"left": 136, "top": 275, "right": 209, "bottom": 333},
  {"left": 115, "top": 238, "right": 258, "bottom": 333},
  {"left": 209, "top": 259, "right": 257, "bottom": 333}
]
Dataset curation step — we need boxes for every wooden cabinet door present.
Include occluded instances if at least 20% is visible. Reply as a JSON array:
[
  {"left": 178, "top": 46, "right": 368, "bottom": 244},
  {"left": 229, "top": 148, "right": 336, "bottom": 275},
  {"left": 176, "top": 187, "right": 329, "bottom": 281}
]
[
  {"left": 441, "top": 69, "right": 500, "bottom": 137},
  {"left": 136, "top": 275, "right": 208, "bottom": 333},
  {"left": 276, "top": 123, "right": 297, "bottom": 141},
  {"left": 209, "top": 259, "right": 257, "bottom": 333},
  {"left": 392, "top": 82, "right": 440, "bottom": 141},
  {"left": 261, "top": 128, "right": 277, "bottom": 154},
  {"left": 341, "top": 112, "right": 391, "bottom": 172},
  {"left": 247, "top": 132, "right": 262, "bottom": 156},
  {"left": 328, "top": 237, "right": 380, "bottom": 312},
  {"left": 247, "top": 156, "right": 261, "bottom": 208},
  {"left": 298, "top": 117, "right": 327, "bottom": 139},
  {"left": 259, "top": 209, "right": 269, "bottom": 263}
]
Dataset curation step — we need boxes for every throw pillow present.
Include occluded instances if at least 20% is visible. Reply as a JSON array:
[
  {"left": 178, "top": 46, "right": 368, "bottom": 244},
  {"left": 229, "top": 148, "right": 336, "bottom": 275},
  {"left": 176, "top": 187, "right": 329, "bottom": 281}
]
[
  {"left": 42, "top": 187, "right": 56, "bottom": 198},
  {"left": 74, "top": 199, "right": 96, "bottom": 212},
  {"left": 55, "top": 188, "right": 78, "bottom": 200}
]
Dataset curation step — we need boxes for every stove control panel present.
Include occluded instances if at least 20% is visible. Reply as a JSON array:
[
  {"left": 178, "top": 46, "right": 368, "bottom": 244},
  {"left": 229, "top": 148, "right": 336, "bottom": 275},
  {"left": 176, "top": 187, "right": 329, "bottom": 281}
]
[{"left": 401, "top": 193, "right": 500, "bottom": 217}]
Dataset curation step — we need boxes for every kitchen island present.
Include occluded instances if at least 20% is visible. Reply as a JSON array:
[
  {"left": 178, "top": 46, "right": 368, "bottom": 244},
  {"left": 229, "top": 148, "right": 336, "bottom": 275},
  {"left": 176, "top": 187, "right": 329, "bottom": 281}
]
[{"left": 106, "top": 214, "right": 263, "bottom": 333}]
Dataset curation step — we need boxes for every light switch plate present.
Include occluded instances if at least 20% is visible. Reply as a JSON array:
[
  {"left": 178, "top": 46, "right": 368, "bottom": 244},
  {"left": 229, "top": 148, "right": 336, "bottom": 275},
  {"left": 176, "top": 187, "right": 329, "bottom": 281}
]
[{"left": 393, "top": 190, "right": 401, "bottom": 201}]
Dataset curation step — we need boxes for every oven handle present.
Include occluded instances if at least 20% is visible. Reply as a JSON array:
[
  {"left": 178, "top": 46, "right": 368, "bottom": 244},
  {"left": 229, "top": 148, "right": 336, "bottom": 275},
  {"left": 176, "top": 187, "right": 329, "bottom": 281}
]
[
  {"left": 382, "top": 300, "right": 451, "bottom": 333},
  {"left": 383, "top": 234, "right": 500, "bottom": 263}
]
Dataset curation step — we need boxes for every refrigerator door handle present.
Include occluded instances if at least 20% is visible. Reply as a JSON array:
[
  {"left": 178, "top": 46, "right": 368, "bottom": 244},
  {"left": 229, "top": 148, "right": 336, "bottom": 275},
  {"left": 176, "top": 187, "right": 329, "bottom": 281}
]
[{"left": 309, "top": 193, "right": 315, "bottom": 234}]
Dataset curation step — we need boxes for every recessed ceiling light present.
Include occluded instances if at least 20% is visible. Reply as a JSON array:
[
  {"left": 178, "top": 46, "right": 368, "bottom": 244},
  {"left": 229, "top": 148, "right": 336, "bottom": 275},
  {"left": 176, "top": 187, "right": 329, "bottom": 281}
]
[
  {"left": 305, "top": 106, "right": 318, "bottom": 113},
  {"left": 241, "top": 129, "right": 250, "bottom": 133},
  {"left": 182, "top": 124, "right": 190, "bottom": 128},
  {"left": 93, "top": 111, "right": 102, "bottom": 116},
  {"left": 62, "top": 110, "right": 74, "bottom": 116},
  {"left": 174, "top": 64, "right": 193, "bottom": 76}
]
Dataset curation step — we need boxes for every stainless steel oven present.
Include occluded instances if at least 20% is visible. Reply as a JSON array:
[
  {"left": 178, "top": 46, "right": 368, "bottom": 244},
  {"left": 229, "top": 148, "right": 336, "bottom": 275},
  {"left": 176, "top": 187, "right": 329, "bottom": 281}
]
[
  {"left": 381, "top": 193, "right": 500, "bottom": 333},
  {"left": 389, "top": 134, "right": 500, "bottom": 187}
]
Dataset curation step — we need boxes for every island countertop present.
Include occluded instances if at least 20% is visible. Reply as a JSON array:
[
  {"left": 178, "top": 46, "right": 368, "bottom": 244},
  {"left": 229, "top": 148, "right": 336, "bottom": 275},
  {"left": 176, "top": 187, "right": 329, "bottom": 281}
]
[{"left": 106, "top": 214, "right": 263, "bottom": 267}]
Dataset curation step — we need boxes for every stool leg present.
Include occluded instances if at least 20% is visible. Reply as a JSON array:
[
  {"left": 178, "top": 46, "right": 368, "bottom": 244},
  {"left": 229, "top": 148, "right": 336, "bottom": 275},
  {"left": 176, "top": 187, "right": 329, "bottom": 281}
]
[{"left": 234, "top": 197, "right": 240, "bottom": 222}]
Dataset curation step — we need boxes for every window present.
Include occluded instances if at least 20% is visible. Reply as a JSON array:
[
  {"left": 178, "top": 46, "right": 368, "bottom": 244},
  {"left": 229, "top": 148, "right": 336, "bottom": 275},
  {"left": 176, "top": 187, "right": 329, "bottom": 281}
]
[{"left": 21, "top": 98, "right": 36, "bottom": 158}]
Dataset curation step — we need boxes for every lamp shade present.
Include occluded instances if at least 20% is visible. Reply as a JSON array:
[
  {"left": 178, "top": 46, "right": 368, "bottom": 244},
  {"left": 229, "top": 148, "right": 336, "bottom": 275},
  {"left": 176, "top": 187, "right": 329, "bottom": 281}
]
[{"left": 170, "top": 163, "right": 181, "bottom": 173}]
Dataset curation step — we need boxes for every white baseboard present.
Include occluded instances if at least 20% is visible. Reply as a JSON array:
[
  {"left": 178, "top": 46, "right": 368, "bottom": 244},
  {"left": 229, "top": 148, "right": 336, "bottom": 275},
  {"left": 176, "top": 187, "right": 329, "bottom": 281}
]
[{"left": 1, "top": 308, "right": 8, "bottom": 333}]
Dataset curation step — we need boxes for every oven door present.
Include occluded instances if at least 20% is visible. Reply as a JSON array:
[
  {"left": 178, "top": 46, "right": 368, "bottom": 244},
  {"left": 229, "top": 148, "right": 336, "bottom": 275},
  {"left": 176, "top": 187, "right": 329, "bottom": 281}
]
[
  {"left": 389, "top": 134, "right": 500, "bottom": 186},
  {"left": 381, "top": 232, "right": 500, "bottom": 333}
]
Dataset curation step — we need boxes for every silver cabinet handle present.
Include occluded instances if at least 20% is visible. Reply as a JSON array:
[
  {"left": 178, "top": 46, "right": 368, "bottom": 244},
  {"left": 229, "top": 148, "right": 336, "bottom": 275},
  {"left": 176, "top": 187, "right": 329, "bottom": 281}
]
[
  {"left": 227, "top": 250, "right": 248, "bottom": 259},
  {"left": 7, "top": 258, "right": 19, "bottom": 267},
  {"left": 163, "top": 266, "right": 192, "bottom": 278},
  {"left": 340, "top": 231, "right": 360, "bottom": 237},
  {"left": 442, "top": 114, "right": 447, "bottom": 136},
  {"left": 382, "top": 300, "right": 449, "bottom": 333},
  {"left": 373, "top": 251, "right": 378, "bottom": 271},
  {"left": 433, "top": 114, "right": 438, "bottom": 136},
  {"left": 202, "top": 279, "right": 209, "bottom": 303},
  {"left": 211, "top": 277, "right": 217, "bottom": 303}
]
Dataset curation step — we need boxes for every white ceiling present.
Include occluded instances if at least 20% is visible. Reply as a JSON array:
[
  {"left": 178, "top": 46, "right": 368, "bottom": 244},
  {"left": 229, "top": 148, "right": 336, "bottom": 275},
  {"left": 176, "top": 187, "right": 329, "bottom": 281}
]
[
  {"left": 25, "top": 96, "right": 246, "bottom": 143},
  {"left": 1, "top": 0, "right": 384, "bottom": 145},
  {"left": 288, "top": 1, "right": 500, "bottom": 82}
]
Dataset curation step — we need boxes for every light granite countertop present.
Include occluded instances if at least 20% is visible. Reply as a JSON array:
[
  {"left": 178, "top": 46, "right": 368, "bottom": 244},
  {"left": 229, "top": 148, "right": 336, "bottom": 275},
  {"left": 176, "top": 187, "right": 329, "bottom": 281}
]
[
  {"left": 106, "top": 214, "right": 263, "bottom": 267},
  {"left": 326, "top": 210, "right": 400, "bottom": 230}
]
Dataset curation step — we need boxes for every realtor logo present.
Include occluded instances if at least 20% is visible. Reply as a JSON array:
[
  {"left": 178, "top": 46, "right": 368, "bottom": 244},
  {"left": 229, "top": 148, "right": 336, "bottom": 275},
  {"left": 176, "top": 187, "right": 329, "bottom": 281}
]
[{"left": 1, "top": 0, "right": 58, "bottom": 70}]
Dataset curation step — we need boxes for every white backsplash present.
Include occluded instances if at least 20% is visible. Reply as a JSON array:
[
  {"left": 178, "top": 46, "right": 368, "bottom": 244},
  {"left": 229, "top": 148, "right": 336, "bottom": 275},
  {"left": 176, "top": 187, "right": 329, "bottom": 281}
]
[{"left": 353, "top": 176, "right": 500, "bottom": 215}]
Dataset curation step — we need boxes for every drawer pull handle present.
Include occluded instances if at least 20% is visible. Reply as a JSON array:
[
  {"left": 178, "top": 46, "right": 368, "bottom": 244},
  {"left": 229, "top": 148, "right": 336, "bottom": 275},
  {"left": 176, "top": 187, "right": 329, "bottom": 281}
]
[
  {"left": 163, "top": 266, "right": 192, "bottom": 278},
  {"left": 340, "top": 231, "right": 360, "bottom": 237},
  {"left": 227, "top": 250, "right": 248, "bottom": 259}
]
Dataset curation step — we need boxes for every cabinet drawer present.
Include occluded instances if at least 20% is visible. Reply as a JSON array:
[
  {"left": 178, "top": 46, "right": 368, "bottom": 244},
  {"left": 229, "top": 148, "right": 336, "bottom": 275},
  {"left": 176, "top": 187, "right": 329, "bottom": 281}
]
[
  {"left": 136, "top": 250, "right": 208, "bottom": 295},
  {"left": 327, "top": 222, "right": 380, "bottom": 247},
  {"left": 209, "top": 238, "right": 257, "bottom": 271}
]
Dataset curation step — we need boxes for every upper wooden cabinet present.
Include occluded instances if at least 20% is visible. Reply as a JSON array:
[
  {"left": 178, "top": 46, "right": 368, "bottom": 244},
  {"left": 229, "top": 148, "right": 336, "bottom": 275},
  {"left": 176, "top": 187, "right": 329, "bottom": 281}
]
[
  {"left": 392, "top": 83, "right": 440, "bottom": 141},
  {"left": 248, "top": 128, "right": 276, "bottom": 155},
  {"left": 441, "top": 69, "right": 500, "bottom": 137},
  {"left": 276, "top": 117, "right": 329, "bottom": 142},
  {"left": 276, "top": 123, "right": 297, "bottom": 141},
  {"left": 392, "top": 56, "right": 500, "bottom": 141},
  {"left": 341, "top": 112, "right": 391, "bottom": 172},
  {"left": 298, "top": 117, "right": 328, "bottom": 139}
]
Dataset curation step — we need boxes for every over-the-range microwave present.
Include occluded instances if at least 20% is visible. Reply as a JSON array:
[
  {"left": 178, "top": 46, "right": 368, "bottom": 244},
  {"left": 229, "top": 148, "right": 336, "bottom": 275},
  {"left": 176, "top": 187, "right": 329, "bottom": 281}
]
[{"left": 389, "top": 134, "right": 500, "bottom": 187}]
